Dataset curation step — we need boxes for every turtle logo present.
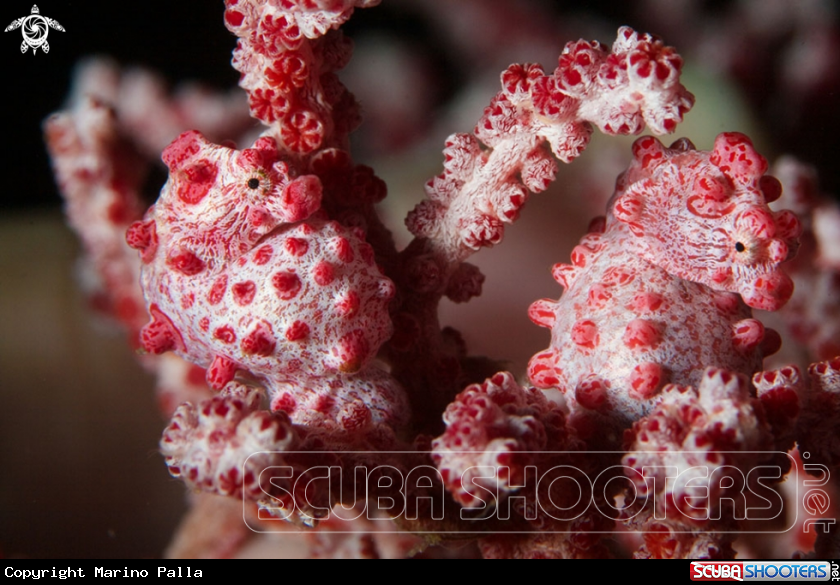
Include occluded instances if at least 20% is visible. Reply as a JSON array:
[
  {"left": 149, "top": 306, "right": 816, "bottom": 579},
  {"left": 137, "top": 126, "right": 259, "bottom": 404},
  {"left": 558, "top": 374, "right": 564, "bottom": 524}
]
[{"left": 5, "top": 5, "right": 65, "bottom": 54}]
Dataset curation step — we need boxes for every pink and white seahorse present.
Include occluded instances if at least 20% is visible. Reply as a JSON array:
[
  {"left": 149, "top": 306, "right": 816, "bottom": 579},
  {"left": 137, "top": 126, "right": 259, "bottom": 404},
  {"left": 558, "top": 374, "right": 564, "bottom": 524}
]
[
  {"left": 527, "top": 133, "right": 801, "bottom": 443},
  {"left": 128, "top": 130, "right": 408, "bottom": 432}
]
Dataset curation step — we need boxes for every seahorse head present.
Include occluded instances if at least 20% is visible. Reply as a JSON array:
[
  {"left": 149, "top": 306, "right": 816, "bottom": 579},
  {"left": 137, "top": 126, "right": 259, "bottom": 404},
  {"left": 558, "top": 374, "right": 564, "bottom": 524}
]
[
  {"left": 156, "top": 130, "right": 322, "bottom": 266},
  {"left": 609, "top": 132, "right": 801, "bottom": 311}
]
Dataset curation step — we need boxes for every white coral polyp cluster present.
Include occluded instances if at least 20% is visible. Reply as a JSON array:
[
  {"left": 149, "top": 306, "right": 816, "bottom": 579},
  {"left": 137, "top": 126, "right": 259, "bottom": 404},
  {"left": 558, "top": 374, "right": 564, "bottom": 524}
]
[
  {"left": 431, "top": 372, "right": 574, "bottom": 508},
  {"left": 161, "top": 385, "right": 296, "bottom": 500},
  {"left": 623, "top": 368, "right": 774, "bottom": 522}
]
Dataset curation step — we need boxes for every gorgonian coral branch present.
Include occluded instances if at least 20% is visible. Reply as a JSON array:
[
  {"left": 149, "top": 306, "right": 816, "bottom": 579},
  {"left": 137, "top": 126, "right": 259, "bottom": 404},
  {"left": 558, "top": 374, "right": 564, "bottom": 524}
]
[
  {"left": 769, "top": 157, "right": 840, "bottom": 362},
  {"left": 621, "top": 368, "right": 776, "bottom": 559},
  {"left": 64, "top": 58, "right": 252, "bottom": 158},
  {"left": 224, "top": 0, "right": 380, "bottom": 154},
  {"left": 406, "top": 27, "right": 694, "bottom": 265},
  {"left": 45, "top": 77, "right": 220, "bottom": 416},
  {"left": 429, "top": 371, "right": 614, "bottom": 559},
  {"left": 431, "top": 371, "right": 578, "bottom": 508},
  {"left": 225, "top": 0, "right": 400, "bottom": 292},
  {"left": 44, "top": 98, "right": 149, "bottom": 338},
  {"left": 797, "top": 357, "right": 840, "bottom": 560},
  {"left": 797, "top": 357, "right": 840, "bottom": 476},
  {"left": 162, "top": 381, "right": 430, "bottom": 529}
]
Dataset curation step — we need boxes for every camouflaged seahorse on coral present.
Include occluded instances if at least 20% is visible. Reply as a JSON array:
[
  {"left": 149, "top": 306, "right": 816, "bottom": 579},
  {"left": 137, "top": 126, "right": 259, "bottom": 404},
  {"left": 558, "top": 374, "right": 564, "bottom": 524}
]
[
  {"left": 527, "top": 133, "right": 801, "bottom": 443},
  {"left": 128, "top": 130, "right": 408, "bottom": 432}
]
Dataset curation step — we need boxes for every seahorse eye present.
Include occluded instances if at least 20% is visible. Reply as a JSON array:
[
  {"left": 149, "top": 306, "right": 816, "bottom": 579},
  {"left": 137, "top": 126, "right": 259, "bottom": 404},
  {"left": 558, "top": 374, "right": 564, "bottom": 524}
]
[
  {"left": 247, "top": 178, "right": 260, "bottom": 190},
  {"left": 735, "top": 242, "right": 746, "bottom": 253}
]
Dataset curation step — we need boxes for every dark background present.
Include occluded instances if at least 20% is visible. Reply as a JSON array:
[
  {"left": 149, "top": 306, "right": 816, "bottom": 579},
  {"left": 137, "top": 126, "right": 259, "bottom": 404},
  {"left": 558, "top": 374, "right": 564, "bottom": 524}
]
[{"left": 3, "top": 2, "right": 240, "bottom": 211}]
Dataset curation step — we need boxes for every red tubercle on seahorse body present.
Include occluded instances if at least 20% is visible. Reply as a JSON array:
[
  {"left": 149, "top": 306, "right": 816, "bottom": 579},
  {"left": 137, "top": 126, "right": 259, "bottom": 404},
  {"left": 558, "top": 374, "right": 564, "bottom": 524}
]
[
  {"left": 213, "top": 325, "right": 237, "bottom": 344},
  {"left": 329, "top": 329, "right": 369, "bottom": 374},
  {"left": 627, "top": 291, "right": 664, "bottom": 313},
  {"left": 334, "top": 291, "right": 360, "bottom": 316},
  {"left": 623, "top": 319, "right": 662, "bottom": 350},
  {"left": 272, "top": 271, "right": 302, "bottom": 299},
  {"left": 575, "top": 375, "right": 611, "bottom": 411},
  {"left": 527, "top": 351, "right": 562, "bottom": 389},
  {"left": 332, "top": 236, "right": 354, "bottom": 263},
  {"left": 628, "top": 362, "right": 666, "bottom": 400},
  {"left": 206, "top": 355, "right": 238, "bottom": 389},
  {"left": 126, "top": 219, "right": 158, "bottom": 263},
  {"left": 173, "top": 160, "right": 219, "bottom": 205},
  {"left": 709, "top": 132, "right": 769, "bottom": 183},
  {"left": 731, "top": 318, "right": 765, "bottom": 353},
  {"left": 281, "top": 175, "right": 323, "bottom": 223},
  {"left": 253, "top": 245, "right": 274, "bottom": 265},
  {"left": 284, "top": 237, "right": 309, "bottom": 257},
  {"left": 141, "top": 304, "right": 186, "bottom": 355},
  {"left": 528, "top": 299, "right": 557, "bottom": 328},
  {"left": 241, "top": 321, "right": 277, "bottom": 357},
  {"left": 312, "top": 261, "right": 335, "bottom": 286},
  {"left": 231, "top": 281, "right": 257, "bottom": 306},
  {"left": 207, "top": 275, "right": 228, "bottom": 305},
  {"left": 166, "top": 248, "right": 206, "bottom": 276},
  {"left": 161, "top": 130, "right": 204, "bottom": 170},
  {"left": 571, "top": 319, "right": 599, "bottom": 350},
  {"left": 284, "top": 320, "right": 310, "bottom": 341}
]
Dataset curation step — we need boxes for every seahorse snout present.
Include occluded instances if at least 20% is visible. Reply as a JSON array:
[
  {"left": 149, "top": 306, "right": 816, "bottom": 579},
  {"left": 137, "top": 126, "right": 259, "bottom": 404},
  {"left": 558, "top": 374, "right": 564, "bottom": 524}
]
[{"left": 740, "top": 270, "right": 794, "bottom": 311}]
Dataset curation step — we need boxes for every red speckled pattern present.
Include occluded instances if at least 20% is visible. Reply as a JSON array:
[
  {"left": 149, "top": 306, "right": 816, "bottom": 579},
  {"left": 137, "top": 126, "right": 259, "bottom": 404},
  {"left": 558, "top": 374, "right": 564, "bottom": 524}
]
[
  {"left": 133, "top": 130, "right": 407, "bottom": 431},
  {"left": 527, "top": 134, "right": 799, "bottom": 441}
]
